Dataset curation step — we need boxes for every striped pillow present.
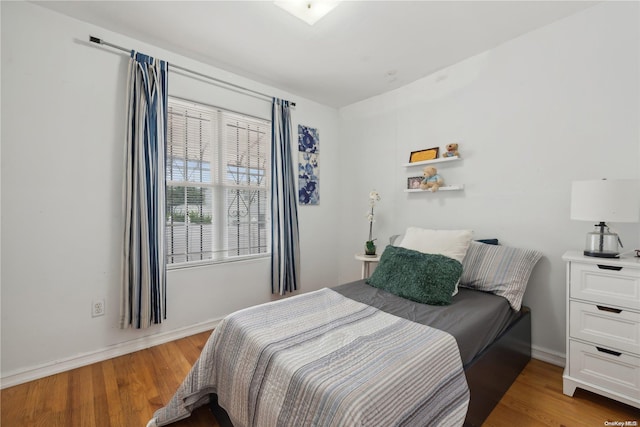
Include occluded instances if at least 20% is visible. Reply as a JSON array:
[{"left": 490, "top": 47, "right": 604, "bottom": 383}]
[{"left": 460, "top": 241, "right": 542, "bottom": 310}]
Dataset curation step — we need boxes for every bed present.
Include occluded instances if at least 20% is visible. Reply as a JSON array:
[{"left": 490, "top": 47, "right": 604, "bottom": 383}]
[{"left": 149, "top": 231, "right": 542, "bottom": 427}]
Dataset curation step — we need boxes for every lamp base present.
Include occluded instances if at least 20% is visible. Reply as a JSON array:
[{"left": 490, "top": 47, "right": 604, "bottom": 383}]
[
  {"left": 583, "top": 222, "right": 621, "bottom": 259},
  {"left": 583, "top": 250, "right": 619, "bottom": 258}
]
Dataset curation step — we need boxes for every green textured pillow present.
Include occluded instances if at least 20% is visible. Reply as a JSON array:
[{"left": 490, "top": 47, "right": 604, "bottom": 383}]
[{"left": 366, "top": 246, "right": 463, "bottom": 305}]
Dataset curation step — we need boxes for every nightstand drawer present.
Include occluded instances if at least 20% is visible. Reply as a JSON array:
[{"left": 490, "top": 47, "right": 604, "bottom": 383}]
[
  {"left": 569, "top": 301, "right": 640, "bottom": 355},
  {"left": 570, "top": 263, "right": 640, "bottom": 310},
  {"left": 568, "top": 340, "right": 640, "bottom": 400}
]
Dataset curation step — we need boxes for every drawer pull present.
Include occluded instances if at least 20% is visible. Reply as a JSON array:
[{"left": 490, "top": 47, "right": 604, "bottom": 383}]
[
  {"left": 596, "top": 305, "right": 622, "bottom": 314},
  {"left": 596, "top": 347, "right": 622, "bottom": 357},
  {"left": 597, "top": 264, "right": 623, "bottom": 271}
]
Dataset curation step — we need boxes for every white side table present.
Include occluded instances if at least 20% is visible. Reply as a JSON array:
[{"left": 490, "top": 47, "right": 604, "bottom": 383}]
[
  {"left": 562, "top": 250, "right": 640, "bottom": 409},
  {"left": 355, "top": 254, "right": 381, "bottom": 279}
]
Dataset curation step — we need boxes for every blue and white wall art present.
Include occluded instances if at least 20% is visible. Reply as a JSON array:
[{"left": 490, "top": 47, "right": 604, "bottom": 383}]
[{"left": 298, "top": 124, "right": 319, "bottom": 205}]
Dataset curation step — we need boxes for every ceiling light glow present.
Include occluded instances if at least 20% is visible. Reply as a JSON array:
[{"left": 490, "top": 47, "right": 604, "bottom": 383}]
[{"left": 274, "top": 1, "right": 341, "bottom": 25}]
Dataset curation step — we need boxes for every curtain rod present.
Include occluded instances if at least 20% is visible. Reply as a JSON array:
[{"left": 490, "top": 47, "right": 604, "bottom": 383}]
[{"left": 89, "top": 36, "right": 295, "bottom": 106}]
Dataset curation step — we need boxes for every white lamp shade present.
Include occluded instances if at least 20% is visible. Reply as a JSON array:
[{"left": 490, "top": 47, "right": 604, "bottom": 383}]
[{"left": 571, "top": 179, "right": 640, "bottom": 223}]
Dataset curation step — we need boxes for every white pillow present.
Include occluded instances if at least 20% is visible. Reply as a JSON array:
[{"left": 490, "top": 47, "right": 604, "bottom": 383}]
[
  {"left": 397, "top": 227, "right": 473, "bottom": 297},
  {"left": 397, "top": 228, "right": 473, "bottom": 262}
]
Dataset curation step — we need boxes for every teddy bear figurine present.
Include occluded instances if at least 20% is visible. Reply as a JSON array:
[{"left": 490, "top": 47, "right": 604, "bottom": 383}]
[
  {"left": 442, "top": 143, "right": 460, "bottom": 158},
  {"left": 420, "top": 166, "right": 444, "bottom": 192}
]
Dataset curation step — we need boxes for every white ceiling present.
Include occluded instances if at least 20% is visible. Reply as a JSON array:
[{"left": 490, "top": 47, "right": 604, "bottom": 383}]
[{"left": 34, "top": 1, "right": 598, "bottom": 107}]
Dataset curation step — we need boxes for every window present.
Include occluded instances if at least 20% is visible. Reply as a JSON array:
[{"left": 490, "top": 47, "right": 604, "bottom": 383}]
[{"left": 166, "top": 97, "right": 270, "bottom": 266}]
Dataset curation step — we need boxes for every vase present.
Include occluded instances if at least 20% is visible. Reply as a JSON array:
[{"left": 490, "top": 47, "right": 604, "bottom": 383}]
[{"left": 365, "top": 240, "right": 376, "bottom": 256}]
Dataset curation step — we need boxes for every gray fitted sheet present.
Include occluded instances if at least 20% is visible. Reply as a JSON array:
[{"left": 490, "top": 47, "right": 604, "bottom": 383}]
[{"left": 332, "top": 280, "right": 521, "bottom": 366}]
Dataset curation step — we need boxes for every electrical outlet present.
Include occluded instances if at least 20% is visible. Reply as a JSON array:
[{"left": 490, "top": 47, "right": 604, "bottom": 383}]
[{"left": 92, "top": 299, "right": 105, "bottom": 317}]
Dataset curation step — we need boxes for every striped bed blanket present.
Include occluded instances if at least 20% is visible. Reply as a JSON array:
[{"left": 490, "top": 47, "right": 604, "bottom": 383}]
[{"left": 149, "top": 288, "right": 469, "bottom": 427}]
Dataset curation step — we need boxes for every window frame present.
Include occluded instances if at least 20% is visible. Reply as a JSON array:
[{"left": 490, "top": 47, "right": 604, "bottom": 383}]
[{"left": 165, "top": 96, "right": 272, "bottom": 270}]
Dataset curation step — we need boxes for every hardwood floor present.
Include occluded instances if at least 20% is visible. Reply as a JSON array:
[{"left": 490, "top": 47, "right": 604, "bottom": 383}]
[
  {"left": 483, "top": 358, "right": 639, "bottom": 426},
  {"left": 2, "top": 330, "right": 638, "bottom": 426}
]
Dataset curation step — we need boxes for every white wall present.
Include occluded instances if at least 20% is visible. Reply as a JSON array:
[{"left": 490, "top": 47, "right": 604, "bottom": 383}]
[
  {"left": 0, "top": 1, "right": 340, "bottom": 382},
  {"left": 337, "top": 2, "right": 639, "bottom": 360},
  {"left": 2, "top": 0, "right": 639, "bottom": 383}
]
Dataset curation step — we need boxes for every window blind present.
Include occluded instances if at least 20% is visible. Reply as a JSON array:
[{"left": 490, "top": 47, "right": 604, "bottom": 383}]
[{"left": 166, "top": 97, "right": 270, "bottom": 266}]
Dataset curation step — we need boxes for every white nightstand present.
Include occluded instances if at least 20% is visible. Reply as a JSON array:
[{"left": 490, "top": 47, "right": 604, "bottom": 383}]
[
  {"left": 562, "top": 251, "right": 640, "bottom": 409},
  {"left": 355, "top": 254, "right": 381, "bottom": 279}
]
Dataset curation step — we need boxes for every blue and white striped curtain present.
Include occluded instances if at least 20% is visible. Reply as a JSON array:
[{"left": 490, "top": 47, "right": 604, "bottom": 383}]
[
  {"left": 121, "top": 51, "right": 168, "bottom": 329},
  {"left": 271, "top": 99, "right": 300, "bottom": 295}
]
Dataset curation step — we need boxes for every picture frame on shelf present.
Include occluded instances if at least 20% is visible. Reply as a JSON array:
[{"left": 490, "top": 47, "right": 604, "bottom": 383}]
[
  {"left": 407, "top": 176, "right": 423, "bottom": 190},
  {"left": 409, "top": 147, "right": 439, "bottom": 163}
]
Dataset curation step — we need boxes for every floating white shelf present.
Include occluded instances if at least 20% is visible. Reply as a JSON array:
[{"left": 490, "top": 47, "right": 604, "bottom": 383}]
[
  {"left": 402, "top": 156, "right": 460, "bottom": 168},
  {"left": 404, "top": 184, "right": 464, "bottom": 193}
]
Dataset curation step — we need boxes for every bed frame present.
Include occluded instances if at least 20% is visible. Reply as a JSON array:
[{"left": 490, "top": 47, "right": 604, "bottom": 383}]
[
  {"left": 208, "top": 307, "right": 531, "bottom": 427},
  {"left": 463, "top": 306, "right": 531, "bottom": 426}
]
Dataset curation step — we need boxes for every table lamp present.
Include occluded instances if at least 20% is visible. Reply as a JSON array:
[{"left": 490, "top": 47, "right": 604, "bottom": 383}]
[{"left": 570, "top": 179, "right": 640, "bottom": 258}]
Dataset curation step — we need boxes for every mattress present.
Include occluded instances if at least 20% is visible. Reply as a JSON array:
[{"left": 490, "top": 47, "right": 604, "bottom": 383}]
[{"left": 332, "top": 279, "right": 520, "bottom": 365}]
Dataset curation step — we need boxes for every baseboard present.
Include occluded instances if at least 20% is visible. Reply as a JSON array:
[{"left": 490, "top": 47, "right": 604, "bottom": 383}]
[
  {"left": 0, "top": 318, "right": 222, "bottom": 389},
  {"left": 2, "top": 324, "right": 567, "bottom": 390},
  {"left": 531, "top": 344, "right": 565, "bottom": 367}
]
